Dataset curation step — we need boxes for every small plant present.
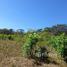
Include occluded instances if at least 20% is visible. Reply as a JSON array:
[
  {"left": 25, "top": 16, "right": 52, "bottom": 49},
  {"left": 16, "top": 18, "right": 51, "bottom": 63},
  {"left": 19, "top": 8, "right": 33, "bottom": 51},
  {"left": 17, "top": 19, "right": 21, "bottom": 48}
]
[{"left": 8, "top": 35, "right": 14, "bottom": 40}]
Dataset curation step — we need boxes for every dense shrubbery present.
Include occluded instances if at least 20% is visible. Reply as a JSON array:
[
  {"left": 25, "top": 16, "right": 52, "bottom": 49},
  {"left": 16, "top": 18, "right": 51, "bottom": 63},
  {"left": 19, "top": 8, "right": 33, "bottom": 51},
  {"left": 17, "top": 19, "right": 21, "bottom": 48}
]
[
  {"left": 43, "top": 24, "right": 67, "bottom": 35},
  {"left": 22, "top": 31, "right": 67, "bottom": 63},
  {"left": 51, "top": 33, "right": 67, "bottom": 59}
]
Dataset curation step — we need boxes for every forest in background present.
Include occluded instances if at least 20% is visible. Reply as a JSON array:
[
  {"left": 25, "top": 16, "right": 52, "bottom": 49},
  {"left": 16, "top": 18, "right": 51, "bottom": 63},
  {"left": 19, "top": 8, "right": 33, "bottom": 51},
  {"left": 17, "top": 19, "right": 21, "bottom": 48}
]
[{"left": 0, "top": 24, "right": 67, "bottom": 35}]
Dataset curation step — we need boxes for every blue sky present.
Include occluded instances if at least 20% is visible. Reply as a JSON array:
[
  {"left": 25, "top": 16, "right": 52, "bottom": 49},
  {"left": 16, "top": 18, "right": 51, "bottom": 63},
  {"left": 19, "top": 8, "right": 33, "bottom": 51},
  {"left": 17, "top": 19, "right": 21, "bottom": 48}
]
[{"left": 0, "top": 0, "right": 67, "bottom": 31}]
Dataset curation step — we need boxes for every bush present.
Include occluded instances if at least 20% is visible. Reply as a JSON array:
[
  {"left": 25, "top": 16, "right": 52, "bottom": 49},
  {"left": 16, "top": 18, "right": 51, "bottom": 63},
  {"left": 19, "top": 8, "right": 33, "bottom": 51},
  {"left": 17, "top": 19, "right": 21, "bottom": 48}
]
[
  {"left": 22, "top": 32, "right": 49, "bottom": 63},
  {"left": 8, "top": 35, "right": 14, "bottom": 40},
  {"left": 22, "top": 33, "right": 39, "bottom": 58},
  {"left": 51, "top": 33, "right": 67, "bottom": 58}
]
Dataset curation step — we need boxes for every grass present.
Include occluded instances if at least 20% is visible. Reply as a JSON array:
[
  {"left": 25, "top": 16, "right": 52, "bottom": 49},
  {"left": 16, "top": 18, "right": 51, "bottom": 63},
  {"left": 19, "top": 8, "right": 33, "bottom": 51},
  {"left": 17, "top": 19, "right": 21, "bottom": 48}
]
[
  {"left": 0, "top": 39, "right": 67, "bottom": 67},
  {"left": 0, "top": 40, "right": 22, "bottom": 62}
]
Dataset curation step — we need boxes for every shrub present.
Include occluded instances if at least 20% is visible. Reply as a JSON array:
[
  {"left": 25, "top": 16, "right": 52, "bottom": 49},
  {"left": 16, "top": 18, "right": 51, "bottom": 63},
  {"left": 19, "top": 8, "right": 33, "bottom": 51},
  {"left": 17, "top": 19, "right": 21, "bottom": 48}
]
[
  {"left": 22, "top": 32, "right": 49, "bottom": 63},
  {"left": 8, "top": 35, "right": 14, "bottom": 40},
  {"left": 51, "top": 33, "right": 67, "bottom": 58},
  {"left": 22, "top": 33, "right": 39, "bottom": 58}
]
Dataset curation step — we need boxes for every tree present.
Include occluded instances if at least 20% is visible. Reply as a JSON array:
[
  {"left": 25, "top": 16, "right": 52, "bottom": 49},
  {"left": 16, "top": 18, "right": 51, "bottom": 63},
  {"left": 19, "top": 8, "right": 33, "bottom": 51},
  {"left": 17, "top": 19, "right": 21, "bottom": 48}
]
[
  {"left": 44, "top": 24, "right": 67, "bottom": 35},
  {"left": 16, "top": 29, "right": 24, "bottom": 36},
  {"left": 36, "top": 29, "right": 43, "bottom": 32}
]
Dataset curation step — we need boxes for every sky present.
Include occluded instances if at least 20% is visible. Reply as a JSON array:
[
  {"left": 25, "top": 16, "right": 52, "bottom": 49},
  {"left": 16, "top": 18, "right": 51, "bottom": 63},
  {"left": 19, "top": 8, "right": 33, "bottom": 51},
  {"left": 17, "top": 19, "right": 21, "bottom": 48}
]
[{"left": 0, "top": 0, "right": 67, "bottom": 31}]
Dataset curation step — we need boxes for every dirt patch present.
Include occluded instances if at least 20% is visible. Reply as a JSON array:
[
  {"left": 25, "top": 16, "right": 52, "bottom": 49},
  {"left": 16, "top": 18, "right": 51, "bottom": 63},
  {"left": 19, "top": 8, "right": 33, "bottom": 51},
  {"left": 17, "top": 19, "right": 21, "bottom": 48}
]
[{"left": 0, "top": 57, "right": 66, "bottom": 67}]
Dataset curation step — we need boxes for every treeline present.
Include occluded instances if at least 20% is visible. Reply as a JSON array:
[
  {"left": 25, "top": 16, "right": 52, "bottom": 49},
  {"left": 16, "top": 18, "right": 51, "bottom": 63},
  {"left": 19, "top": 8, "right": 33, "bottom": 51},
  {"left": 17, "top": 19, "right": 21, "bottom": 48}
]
[
  {"left": 0, "top": 29, "right": 24, "bottom": 35},
  {"left": 0, "top": 29, "right": 24, "bottom": 40},
  {"left": 0, "top": 24, "right": 67, "bottom": 35},
  {"left": 37, "top": 24, "right": 67, "bottom": 35}
]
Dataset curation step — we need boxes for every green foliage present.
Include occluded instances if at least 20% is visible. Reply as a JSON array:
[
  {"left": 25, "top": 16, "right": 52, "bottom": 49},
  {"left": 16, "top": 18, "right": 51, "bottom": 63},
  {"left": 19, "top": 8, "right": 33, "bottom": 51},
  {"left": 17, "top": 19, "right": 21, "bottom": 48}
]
[
  {"left": 8, "top": 35, "right": 14, "bottom": 40},
  {"left": 22, "top": 33, "right": 39, "bottom": 58},
  {"left": 51, "top": 33, "right": 67, "bottom": 57},
  {"left": 37, "top": 32, "right": 52, "bottom": 47},
  {"left": 0, "top": 34, "right": 14, "bottom": 40},
  {"left": 22, "top": 32, "right": 49, "bottom": 62}
]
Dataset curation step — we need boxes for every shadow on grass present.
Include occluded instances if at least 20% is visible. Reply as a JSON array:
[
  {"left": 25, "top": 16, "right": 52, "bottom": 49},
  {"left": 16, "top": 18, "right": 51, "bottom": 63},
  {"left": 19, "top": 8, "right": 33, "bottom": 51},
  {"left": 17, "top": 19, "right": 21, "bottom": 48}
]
[{"left": 33, "top": 56, "right": 59, "bottom": 66}]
